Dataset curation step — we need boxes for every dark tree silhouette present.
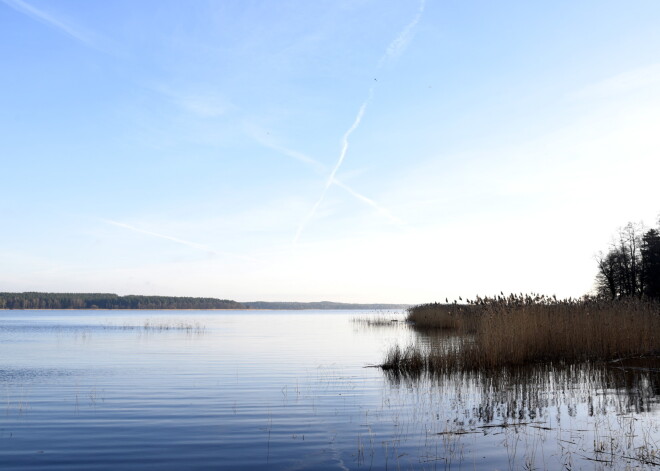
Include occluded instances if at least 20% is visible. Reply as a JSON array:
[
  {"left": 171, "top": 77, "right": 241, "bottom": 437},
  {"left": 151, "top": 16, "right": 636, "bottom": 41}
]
[
  {"left": 596, "top": 219, "right": 660, "bottom": 299},
  {"left": 641, "top": 228, "right": 660, "bottom": 298}
]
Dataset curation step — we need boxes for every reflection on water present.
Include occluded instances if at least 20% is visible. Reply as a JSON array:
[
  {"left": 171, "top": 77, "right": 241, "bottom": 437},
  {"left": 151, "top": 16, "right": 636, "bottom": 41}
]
[
  {"left": 381, "top": 328, "right": 659, "bottom": 469},
  {"left": 0, "top": 310, "right": 657, "bottom": 470},
  {"left": 385, "top": 362, "right": 659, "bottom": 418},
  {"left": 379, "top": 363, "right": 660, "bottom": 469}
]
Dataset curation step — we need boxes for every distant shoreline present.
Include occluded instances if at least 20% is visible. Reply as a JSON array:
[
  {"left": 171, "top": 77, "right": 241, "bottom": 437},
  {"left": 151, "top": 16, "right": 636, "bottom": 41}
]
[
  {"left": 0, "top": 308, "right": 407, "bottom": 311},
  {"left": 0, "top": 292, "right": 409, "bottom": 311}
]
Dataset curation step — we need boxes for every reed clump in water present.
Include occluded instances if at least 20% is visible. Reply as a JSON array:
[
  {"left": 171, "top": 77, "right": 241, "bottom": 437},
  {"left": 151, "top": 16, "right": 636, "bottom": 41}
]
[
  {"left": 406, "top": 302, "right": 480, "bottom": 331},
  {"left": 351, "top": 312, "right": 405, "bottom": 327},
  {"left": 107, "top": 319, "right": 206, "bottom": 334},
  {"left": 384, "top": 295, "right": 660, "bottom": 372},
  {"left": 381, "top": 345, "right": 425, "bottom": 372}
]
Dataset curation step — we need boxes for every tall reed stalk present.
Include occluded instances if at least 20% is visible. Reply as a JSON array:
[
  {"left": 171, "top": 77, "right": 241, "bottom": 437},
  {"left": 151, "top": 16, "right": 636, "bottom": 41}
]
[{"left": 384, "top": 295, "right": 659, "bottom": 372}]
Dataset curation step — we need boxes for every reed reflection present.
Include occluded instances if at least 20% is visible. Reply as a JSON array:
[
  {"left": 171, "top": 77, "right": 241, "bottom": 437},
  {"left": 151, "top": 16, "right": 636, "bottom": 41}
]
[{"left": 385, "top": 361, "right": 659, "bottom": 421}]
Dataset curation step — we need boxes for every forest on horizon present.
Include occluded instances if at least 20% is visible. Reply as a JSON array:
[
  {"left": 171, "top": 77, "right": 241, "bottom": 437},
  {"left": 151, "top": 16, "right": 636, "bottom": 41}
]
[{"left": 0, "top": 293, "right": 408, "bottom": 311}]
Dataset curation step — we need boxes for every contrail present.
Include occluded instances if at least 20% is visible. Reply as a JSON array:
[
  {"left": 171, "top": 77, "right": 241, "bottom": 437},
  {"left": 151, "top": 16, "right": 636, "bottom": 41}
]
[
  {"left": 246, "top": 126, "right": 326, "bottom": 174},
  {"left": 327, "top": 99, "right": 370, "bottom": 194},
  {"left": 249, "top": 130, "right": 405, "bottom": 227},
  {"left": 2, "top": 0, "right": 94, "bottom": 46},
  {"left": 103, "top": 219, "right": 218, "bottom": 253},
  {"left": 293, "top": 1, "right": 425, "bottom": 244},
  {"left": 102, "top": 219, "right": 260, "bottom": 262},
  {"left": 1, "top": 0, "right": 117, "bottom": 54},
  {"left": 332, "top": 179, "right": 403, "bottom": 225},
  {"left": 380, "top": 0, "right": 426, "bottom": 66},
  {"left": 293, "top": 98, "right": 370, "bottom": 244}
]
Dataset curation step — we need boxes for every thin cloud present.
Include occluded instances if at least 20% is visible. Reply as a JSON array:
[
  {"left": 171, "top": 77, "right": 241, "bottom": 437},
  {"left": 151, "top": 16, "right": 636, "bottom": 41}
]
[
  {"left": 156, "top": 86, "right": 234, "bottom": 119},
  {"left": 2, "top": 0, "right": 107, "bottom": 51},
  {"left": 571, "top": 63, "right": 660, "bottom": 99},
  {"left": 102, "top": 219, "right": 260, "bottom": 262},
  {"left": 177, "top": 95, "right": 230, "bottom": 118}
]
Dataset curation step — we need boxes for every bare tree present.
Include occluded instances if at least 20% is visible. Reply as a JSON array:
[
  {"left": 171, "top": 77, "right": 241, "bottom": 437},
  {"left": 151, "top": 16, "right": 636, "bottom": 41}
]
[{"left": 596, "top": 223, "right": 644, "bottom": 298}]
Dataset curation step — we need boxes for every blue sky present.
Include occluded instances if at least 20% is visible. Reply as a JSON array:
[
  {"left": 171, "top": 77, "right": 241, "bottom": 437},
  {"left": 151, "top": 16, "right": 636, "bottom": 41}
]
[{"left": 1, "top": 0, "right": 659, "bottom": 303}]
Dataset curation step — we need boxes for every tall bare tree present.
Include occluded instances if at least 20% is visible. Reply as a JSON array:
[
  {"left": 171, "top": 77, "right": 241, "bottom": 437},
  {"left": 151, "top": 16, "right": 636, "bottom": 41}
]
[{"left": 596, "top": 220, "right": 660, "bottom": 299}]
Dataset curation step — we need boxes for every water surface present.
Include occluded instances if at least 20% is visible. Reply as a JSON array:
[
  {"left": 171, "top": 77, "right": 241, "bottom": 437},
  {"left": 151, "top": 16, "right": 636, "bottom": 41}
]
[{"left": 0, "top": 310, "right": 657, "bottom": 470}]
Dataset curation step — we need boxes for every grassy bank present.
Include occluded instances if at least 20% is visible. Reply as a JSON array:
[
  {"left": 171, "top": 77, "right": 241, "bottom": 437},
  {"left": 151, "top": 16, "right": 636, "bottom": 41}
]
[{"left": 383, "top": 295, "right": 660, "bottom": 373}]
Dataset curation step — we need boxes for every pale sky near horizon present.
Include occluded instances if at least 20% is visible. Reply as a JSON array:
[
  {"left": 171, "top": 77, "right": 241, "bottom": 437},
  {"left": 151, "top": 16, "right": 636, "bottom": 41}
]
[{"left": 1, "top": 0, "right": 659, "bottom": 303}]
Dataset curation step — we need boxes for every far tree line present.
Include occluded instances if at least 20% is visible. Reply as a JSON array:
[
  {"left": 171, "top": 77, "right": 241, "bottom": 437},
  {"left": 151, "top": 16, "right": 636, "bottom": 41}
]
[
  {"left": 0, "top": 293, "right": 246, "bottom": 310},
  {"left": 0, "top": 293, "right": 410, "bottom": 310},
  {"left": 596, "top": 219, "right": 660, "bottom": 299}
]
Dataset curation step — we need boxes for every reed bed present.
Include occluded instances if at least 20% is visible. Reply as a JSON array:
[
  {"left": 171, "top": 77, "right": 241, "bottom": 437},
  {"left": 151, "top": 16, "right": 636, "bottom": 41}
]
[
  {"left": 383, "top": 295, "right": 660, "bottom": 372},
  {"left": 104, "top": 319, "right": 206, "bottom": 333},
  {"left": 351, "top": 314, "right": 404, "bottom": 327},
  {"left": 406, "top": 302, "right": 480, "bottom": 331}
]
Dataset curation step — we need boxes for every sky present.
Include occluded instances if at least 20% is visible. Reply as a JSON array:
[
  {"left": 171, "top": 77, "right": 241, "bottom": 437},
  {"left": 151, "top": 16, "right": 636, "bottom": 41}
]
[{"left": 1, "top": 0, "right": 659, "bottom": 303}]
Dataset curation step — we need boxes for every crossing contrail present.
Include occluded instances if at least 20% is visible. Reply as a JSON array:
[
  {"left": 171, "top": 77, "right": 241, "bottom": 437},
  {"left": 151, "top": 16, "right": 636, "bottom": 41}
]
[
  {"left": 249, "top": 130, "right": 405, "bottom": 228},
  {"left": 293, "top": 0, "right": 425, "bottom": 244},
  {"left": 293, "top": 99, "right": 370, "bottom": 244}
]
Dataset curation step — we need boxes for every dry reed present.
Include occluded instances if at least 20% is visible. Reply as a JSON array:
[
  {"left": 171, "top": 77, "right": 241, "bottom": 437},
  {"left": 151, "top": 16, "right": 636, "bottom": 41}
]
[{"left": 383, "top": 295, "right": 660, "bottom": 372}]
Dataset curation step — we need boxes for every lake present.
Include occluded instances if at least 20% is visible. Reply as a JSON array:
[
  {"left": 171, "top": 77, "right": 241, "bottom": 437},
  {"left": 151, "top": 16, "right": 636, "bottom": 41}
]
[{"left": 0, "top": 310, "right": 657, "bottom": 470}]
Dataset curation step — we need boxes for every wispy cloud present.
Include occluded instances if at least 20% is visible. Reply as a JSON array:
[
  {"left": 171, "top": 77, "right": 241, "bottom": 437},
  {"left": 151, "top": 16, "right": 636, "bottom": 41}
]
[
  {"left": 102, "top": 219, "right": 259, "bottom": 262},
  {"left": 2, "top": 0, "right": 108, "bottom": 51},
  {"left": 571, "top": 63, "right": 660, "bottom": 99},
  {"left": 176, "top": 95, "right": 231, "bottom": 118},
  {"left": 157, "top": 86, "right": 234, "bottom": 118},
  {"left": 379, "top": 0, "right": 426, "bottom": 66}
]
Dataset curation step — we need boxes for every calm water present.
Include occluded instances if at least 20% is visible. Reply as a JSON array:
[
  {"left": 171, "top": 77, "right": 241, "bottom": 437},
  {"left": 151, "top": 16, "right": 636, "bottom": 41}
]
[{"left": 0, "top": 310, "right": 657, "bottom": 470}]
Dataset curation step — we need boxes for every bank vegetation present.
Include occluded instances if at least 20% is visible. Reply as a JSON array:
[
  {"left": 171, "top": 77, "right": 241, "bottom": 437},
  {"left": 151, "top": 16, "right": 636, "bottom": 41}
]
[
  {"left": 383, "top": 294, "right": 659, "bottom": 373},
  {"left": 383, "top": 217, "right": 660, "bottom": 374}
]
